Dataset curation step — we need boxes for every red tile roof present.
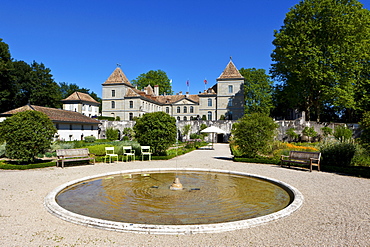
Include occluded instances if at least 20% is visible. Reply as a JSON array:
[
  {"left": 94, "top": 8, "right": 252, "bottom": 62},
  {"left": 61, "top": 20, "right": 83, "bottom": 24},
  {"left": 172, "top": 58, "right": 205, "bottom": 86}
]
[
  {"left": 217, "top": 60, "right": 244, "bottom": 80},
  {"left": 61, "top": 92, "right": 100, "bottom": 104},
  {"left": 0, "top": 105, "right": 101, "bottom": 124},
  {"left": 103, "top": 67, "right": 132, "bottom": 86}
]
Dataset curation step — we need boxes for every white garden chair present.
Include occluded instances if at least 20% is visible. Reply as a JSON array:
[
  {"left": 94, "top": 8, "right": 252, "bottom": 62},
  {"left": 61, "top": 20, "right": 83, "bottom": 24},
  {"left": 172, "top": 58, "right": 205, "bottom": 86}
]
[
  {"left": 122, "top": 146, "right": 135, "bottom": 162},
  {"left": 104, "top": 147, "right": 118, "bottom": 163},
  {"left": 141, "top": 146, "right": 152, "bottom": 161}
]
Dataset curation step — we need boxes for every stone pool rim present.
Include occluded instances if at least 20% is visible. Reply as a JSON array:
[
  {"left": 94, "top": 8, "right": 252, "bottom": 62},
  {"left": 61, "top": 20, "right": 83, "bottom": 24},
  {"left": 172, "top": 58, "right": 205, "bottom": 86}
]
[{"left": 44, "top": 168, "right": 304, "bottom": 235}]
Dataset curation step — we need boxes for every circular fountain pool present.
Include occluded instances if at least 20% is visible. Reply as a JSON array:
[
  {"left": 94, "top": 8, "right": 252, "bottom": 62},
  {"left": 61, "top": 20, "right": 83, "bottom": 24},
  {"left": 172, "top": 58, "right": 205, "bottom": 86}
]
[{"left": 45, "top": 168, "right": 303, "bottom": 234}]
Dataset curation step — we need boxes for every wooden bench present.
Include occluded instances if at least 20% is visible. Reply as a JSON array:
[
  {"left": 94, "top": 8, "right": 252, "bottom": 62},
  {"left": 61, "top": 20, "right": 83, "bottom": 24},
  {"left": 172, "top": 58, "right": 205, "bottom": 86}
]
[
  {"left": 56, "top": 148, "right": 95, "bottom": 168},
  {"left": 281, "top": 151, "right": 321, "bottom": 172}
]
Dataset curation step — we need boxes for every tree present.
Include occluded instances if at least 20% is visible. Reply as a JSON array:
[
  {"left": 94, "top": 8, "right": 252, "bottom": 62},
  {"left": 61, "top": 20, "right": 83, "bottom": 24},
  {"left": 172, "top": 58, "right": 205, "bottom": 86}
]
[
  {"left": 239, "top": 68, "right": 273, "bottom": 115},
  {"left": 131, "top": 70, "right": 173, "bottom": 95},
  {"left": 133, "top": 112, "right": 176, "bottom": 155},
  {"left": 59, "top": 82, "right": 90, "bottom": 99},
  {"left": 359, "top": 111, "right": 370, "bottom": 151},
  {"left": 0, "top": 111, "right": 57, "bottom": 163},
  {"left": 271, "top": 0, "right": 370, "bottom": 122},
  {"left": 28, "top": 61, "right": 62, "bottom": 108},
  {"left": 10, "top": 60, "right": 62, "bottom": 108},
  {"left": 0, "top": 39, "right": 16, "bottom": 111},
  {"left": 231, "top": 113, "right": 278, "bottom": 158}
]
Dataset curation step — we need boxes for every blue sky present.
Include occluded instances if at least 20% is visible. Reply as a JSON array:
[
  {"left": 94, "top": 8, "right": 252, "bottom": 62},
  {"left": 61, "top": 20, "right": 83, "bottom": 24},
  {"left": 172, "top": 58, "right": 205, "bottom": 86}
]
[{"left": 1, "top": 0, "right": 322, "bottom": 97}]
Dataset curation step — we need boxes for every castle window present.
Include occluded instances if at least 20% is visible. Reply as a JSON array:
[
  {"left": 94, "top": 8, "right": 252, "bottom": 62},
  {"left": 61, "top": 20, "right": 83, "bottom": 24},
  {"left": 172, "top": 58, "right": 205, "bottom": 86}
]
[
  {"left": 111, "top": 101, "right": 115, "bottom": 109},
  {"left": 228, "top": 98, "right": 233, "bottom": 107},
  {"left": 183, "top": 116, "right": 187, "bottom": 121},
  {"left": 112, "top": 90, "right": 116, "bottom": 97},
  {"left": 129, "top": 113, "right": 133, "bottom": 120},
  {"left": 183, "top": 106, "right": 187, "bottom": 113},
  {"left": 190, "top": 106, "right": 194, "bottom": 113},
  {"left": 228, "top": 85, "right": 233, "bottom": 93},
  {"left": 177, "top": 106, "right": 180, "bottom": 113},
  {"left": 129, "top": 101, "right": 133, "bottom": 108},
  {"left": 207, "top": 111, "right": 212, "bottom": 120},
  {"left": 166, "top": 107, "right": 169, "bottom": 114},
  {"left": 208, "top": 99, "right": 212, "bottom": 107}
]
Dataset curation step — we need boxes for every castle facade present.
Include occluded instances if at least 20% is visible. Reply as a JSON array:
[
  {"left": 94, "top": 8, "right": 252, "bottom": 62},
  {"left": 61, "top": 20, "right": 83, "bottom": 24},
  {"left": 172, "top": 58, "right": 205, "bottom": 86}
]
[{"left": 101, "top": 59, "right": 245, "bottom": 121}]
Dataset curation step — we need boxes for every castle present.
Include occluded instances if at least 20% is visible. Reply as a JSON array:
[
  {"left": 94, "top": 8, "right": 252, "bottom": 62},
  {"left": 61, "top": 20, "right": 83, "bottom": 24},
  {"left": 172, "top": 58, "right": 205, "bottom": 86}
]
[{"left": 101, "top": 59, "right": 245, "bottom": 121}]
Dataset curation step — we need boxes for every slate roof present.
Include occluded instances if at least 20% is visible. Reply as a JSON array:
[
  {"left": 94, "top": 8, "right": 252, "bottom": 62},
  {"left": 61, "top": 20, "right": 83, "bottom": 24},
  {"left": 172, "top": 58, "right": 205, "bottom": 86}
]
[
  {"left": 103, "top": 67, "right": 132, "bottom": 86},
  {"left": 61, "top": 92, "right": 100, "bottom": 104},
  {"left": 217, "top": 60, "right": 244, "bottom": 80},
  {"left": 0, "top": 105, "right": 101, "bottom": 124}
]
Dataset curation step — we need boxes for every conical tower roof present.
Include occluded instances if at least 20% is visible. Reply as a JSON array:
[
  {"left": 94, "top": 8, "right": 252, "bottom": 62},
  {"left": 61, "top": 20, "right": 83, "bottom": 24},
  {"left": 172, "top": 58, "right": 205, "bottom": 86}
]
[
  {"left": 103, "top": 67, "right": 132, "bottom": 86},
  {"left": 217, "top": 59, "right": 244, "bottom": 80}
]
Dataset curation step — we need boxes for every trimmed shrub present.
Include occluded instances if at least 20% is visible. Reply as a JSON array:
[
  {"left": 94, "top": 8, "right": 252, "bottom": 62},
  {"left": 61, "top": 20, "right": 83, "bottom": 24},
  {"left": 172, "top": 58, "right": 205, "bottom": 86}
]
[
  {"left": 106, "top": 127, "right": 119, "bottom": 141},
  {"left": 320, "top": 142, "right": 356, "bottom": 167},
  {"left": 0, "top": 111, "right": 57, "bottom": 163},
  {"left": 333, "top": 125, "right": 352, "bottom": 142},
  {"left": 302, "top": 127, "right": 317, "bottom": 142},
  {"left": 286, "top": 128, "right": 299, "bottom": 142},
  {"left": 84, "top": 136, "right": 96, "bottom": 143},
  {"left": 88, "top": 144, "right": 111, "bottom": 156},
  {"left": 321, "top": 127, "right": 333, "bottom": 137},
  {"left": 231, "top": 113, "right": 278, "bottom": 158},
  {"left": 133, "top": 112, "right": 176, "bottom": 155}
]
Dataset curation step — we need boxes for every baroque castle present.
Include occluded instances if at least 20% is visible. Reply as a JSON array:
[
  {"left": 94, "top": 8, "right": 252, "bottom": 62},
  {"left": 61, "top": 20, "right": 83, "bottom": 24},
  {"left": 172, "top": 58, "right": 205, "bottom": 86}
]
[{"left": 101, "top": 59, "right": 245, "bottom": 121}]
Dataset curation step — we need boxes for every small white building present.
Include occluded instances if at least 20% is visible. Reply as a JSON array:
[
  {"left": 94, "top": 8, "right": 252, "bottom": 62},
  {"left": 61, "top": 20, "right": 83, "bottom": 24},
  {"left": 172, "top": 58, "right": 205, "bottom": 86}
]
[
  {"left": 0, "top": 104, "right": 101, "bottom": 141},
  {"left": 61, "top": 92, "right": 100, "bottom": 117}
]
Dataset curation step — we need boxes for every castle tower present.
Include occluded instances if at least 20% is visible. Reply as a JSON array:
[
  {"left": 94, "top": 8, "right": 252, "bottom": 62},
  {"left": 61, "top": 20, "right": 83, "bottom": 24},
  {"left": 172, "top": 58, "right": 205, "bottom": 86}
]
[
  {"left": 101, "top": 67, "right": 133, "bottom": 119},
  {"left": 216, "top": 59, "right": 245, "bottom": 120}
]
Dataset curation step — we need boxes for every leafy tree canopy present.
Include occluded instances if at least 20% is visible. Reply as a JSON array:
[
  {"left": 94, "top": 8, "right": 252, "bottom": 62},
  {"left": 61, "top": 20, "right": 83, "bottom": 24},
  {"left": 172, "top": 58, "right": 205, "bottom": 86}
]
[
  {"left": 131, "top": 69, "right": 173, "bottom": 95},
  {"left": 239, "top": 68, "right": 273, "bottom": 115},
  {"left": 231, "top": 113, "right": 278, "bottom": 158},
  {"left": 0, "top": 38, "right": 16, "bottom": 111},
  {"left": 271, "top": 0, "right": 370, "bottom": 122},
  {"left": 0, "top": 110, "right": 57, "bottom": 163},
  {"left": 133, "top": 112, "right": 176, "bottom": 155}
]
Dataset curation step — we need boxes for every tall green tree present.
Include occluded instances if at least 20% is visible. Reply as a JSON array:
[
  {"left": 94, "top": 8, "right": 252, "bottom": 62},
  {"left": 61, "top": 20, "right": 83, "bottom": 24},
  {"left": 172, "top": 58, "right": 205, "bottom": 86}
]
[
  {"left": 270, "top": 0, "right": 370, "bottom": 122},
  {"left": 133, "top": 112, "right": 176, "bottom": 155},
  {"left": 239, "top": 68, "right": 273, "bottom": 115},
  {"left": 0, "top": 39, "right": 16, "bottom": 111},
  {"left": 0, "top": 110, "right": 57, "bottom": 163},
  {"left": 29, "top": 61, "right": 61, "bottom": 108},
  {"left": 132, "top": 69, "right": 173, "bottom": 95}
]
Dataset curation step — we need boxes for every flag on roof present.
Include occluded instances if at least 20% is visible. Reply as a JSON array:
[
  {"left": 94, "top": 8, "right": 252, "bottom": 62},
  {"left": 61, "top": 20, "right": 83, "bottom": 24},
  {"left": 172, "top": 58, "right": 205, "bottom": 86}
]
[
  {"left": 186, "top": 80, "right": 189, "bottom": 86},
  {"left": 204, "top": 79, "right": 207, "bottom": 84}
]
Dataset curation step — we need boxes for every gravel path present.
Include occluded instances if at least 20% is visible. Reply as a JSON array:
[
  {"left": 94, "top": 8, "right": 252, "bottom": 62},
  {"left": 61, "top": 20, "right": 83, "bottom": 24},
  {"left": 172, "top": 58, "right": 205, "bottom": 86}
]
[{"left": 1, "top": 144, "right": 369, "bottom": 246}]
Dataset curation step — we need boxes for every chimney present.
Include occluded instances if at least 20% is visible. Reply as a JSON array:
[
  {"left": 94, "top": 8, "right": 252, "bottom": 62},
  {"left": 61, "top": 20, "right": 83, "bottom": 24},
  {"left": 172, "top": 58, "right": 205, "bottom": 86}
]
[
  {"left": 154, "top": 85, "right": 159, "bottom": 96},
  {"left": 179, "top": 91, "right": 182, "bottom": 95}
]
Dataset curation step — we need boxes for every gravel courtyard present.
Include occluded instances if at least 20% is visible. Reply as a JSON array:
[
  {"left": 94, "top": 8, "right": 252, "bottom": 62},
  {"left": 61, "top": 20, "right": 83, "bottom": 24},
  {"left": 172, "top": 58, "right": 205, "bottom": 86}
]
[{"left": 1, "top": 144, "right": 369, "bottom": 246}]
